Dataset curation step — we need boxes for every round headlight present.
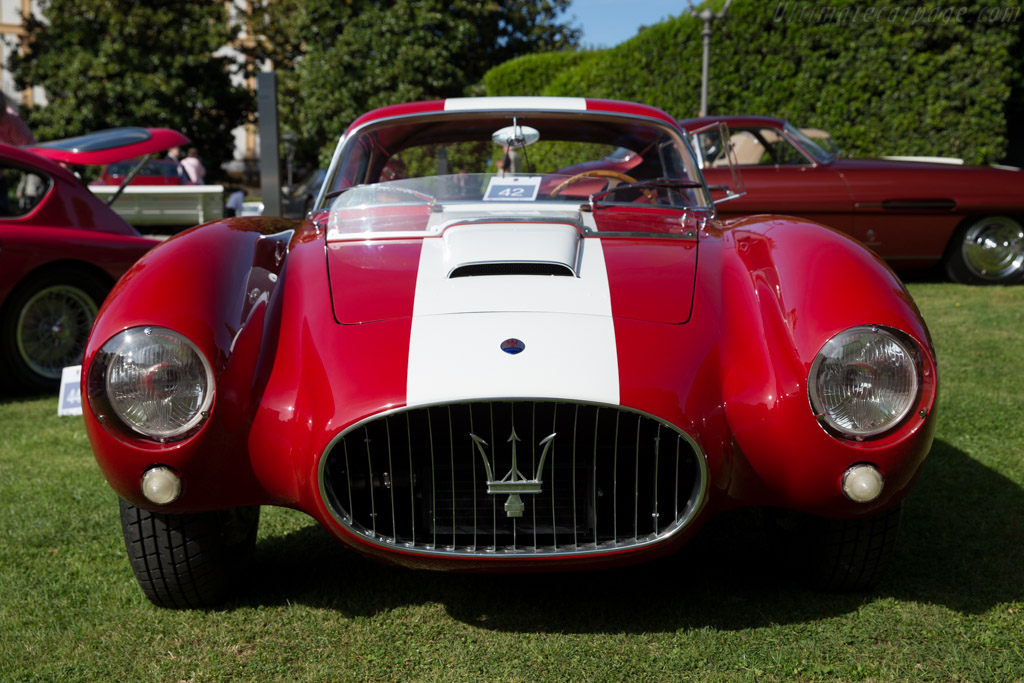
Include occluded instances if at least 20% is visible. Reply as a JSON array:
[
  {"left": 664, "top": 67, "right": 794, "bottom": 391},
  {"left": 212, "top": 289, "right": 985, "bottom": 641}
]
[
  {"left": 808, "top": 326, "right": 919, "bottom": 439},
  {"left": 99, "top": 327, "right": 214, "bottom": 440}
]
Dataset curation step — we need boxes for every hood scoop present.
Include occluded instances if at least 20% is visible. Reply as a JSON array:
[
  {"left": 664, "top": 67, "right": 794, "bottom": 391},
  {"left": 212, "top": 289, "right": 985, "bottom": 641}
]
[
  {"left": 443, "top": 222, "right": 581, "bottom": 278},
  {"left": 449, "top": 262, "right": 575, "bottom": 278}
]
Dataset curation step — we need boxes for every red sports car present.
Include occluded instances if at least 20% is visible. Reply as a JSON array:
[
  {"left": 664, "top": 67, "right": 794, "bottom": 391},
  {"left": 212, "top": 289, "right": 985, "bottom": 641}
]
[
  {"left": 0, "top": 127, "right": 188, "bottom": 392},
  {"left": 679, "top": 115, "right": 1024, "bottom": 284},
  {"left": 81, "top": 98, "right": 938, "bottom": 608}
]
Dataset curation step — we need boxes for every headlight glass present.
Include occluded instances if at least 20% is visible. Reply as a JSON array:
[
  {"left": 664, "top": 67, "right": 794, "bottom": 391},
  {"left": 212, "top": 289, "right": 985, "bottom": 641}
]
[
  {"left": 808, "top": 326, "right": 919, "bottom": 439},
  {"left": 99, "top": 327, "right": 214, "bottom": 440}
]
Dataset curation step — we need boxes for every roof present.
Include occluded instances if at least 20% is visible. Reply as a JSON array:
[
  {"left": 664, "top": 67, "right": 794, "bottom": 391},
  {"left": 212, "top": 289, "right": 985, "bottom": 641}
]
[
  {"left": 347, "top": 97, "right": 679, "bottom": 134},
  {"left": 677, "top": 115, "right": 787, "bottom": 130}
]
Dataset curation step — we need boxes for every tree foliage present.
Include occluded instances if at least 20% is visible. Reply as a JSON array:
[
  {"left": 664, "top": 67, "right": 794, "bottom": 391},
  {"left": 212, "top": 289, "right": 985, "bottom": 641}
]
[
  {"left": 251, "top": 0, "right": 580, "bottom": 166},
  {"left": 484, "top": 0, "right": 1024, "bottom": 165},
  {"left": 9, "top": 0, "right": 250, "bottom": 179}
]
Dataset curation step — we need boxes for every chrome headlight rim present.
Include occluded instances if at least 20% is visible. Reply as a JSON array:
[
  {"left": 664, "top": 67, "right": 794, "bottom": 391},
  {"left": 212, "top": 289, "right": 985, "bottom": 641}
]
[
  {"left": 808, "top": 325, "right": 922, "bottom": 441},
  {"left": 87, "top": 326, "right": 215, "bottom": 444}
]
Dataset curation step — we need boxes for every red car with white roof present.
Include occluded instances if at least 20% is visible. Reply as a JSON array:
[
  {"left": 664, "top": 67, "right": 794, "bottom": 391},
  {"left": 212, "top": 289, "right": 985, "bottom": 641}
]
[{"left": 81, "top": 98, "right": 937, "bottom": 607}]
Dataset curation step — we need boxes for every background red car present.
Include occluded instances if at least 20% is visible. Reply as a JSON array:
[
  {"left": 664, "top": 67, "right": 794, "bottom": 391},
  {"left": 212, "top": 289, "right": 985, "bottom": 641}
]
[
  {"left": 680, "top": 115, "right": 1024, "bottom": 285},
  {"left": 93, "top": 158, "right": 186, "bottom": 186},
  {"left": 0, "top": 127, "right": 188, "bottom": 392}
]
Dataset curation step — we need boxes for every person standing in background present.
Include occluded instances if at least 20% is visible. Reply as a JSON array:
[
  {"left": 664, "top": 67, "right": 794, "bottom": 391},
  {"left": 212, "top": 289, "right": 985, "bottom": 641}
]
[
  {"left": 0, "top": 92, "right": 35, "bottom": 146},
  {"left": 166, "top": 145, "right": 190, "bottom": 183},
  {"left": 224, "top": 186, "right": 246, "bottom": 217},
  {"left": 180, "top": 147, "right": 206, "bottom": 185}
]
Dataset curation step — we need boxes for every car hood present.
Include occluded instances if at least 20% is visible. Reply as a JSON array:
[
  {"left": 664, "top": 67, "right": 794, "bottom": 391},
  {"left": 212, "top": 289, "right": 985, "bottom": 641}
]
[{"left": 326, "top": 206, "right": 697, "bottom": 326}]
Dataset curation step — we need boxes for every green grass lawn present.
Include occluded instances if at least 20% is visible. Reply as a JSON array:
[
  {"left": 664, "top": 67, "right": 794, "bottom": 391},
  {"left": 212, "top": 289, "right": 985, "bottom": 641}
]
[{"left": 1, "top": 282, "right": 1022, "bottom": 681}]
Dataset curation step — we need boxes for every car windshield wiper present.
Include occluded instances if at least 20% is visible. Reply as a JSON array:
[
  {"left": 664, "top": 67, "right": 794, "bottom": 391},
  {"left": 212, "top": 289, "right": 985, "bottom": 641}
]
[{"left": 588, "top": 177, "right": 706, "bottom": 209}]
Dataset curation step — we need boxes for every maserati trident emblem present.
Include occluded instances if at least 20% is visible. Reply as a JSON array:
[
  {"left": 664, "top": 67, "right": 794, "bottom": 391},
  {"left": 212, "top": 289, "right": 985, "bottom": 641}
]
[{"left": 471, "top": 428, "right": 556, "bottom": 518}]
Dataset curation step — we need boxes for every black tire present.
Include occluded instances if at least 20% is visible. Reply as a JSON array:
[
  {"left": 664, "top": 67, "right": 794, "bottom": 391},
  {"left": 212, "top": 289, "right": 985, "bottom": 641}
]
[
  {"left": 944, "top": 215, "right": 1024, "bottom": 285},
  {"left": 119, "top": 499, "right": 260, "bottom": 608},
  {"left": 768, "top": 502, "right": 903, "bottom": 592},
  {"left": 0, "top": 269, "right": 108, "bottom": 392}
]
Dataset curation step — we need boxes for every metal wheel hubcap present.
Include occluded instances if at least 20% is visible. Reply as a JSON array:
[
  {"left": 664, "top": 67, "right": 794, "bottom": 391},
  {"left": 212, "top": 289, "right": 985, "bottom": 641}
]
[
  {"left": 15, "top": 284, "right": 99, "bottom": 380},
  {"left": 961, "top": 216, "right": 1024, "bottom": 281}
]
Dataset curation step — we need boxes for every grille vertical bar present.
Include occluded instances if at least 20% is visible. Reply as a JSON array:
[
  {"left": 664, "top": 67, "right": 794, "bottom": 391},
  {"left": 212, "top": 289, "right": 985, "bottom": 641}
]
[{"left": 320, "top": 401, "right": 705, "bottom": 558}]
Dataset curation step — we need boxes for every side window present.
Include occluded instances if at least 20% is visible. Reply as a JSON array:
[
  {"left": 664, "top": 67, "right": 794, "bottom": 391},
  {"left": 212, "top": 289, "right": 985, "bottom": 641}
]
[
  {"left": 694, "top": 129, "right": 725, "bottom": 167},
  {"left": 727, "top": 130, "right": 769, "bottom": 166},
  {"left": 752, "top": 128, "right": 809, "bottom": 166},
  {"left": 722, "top": 128, "right": 811, "bottom": 167},
  {"left": 0, "top": 165, "right": 52, "bottom": 217}
]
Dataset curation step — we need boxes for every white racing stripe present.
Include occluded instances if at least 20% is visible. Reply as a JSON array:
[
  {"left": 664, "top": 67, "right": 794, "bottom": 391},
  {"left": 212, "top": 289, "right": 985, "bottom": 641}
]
[
  {"left": 406, "top": 222, "right": 619, "bottom": 406},
  {"left": 443, "top": 97, "right": 587, "bottom": 112}
]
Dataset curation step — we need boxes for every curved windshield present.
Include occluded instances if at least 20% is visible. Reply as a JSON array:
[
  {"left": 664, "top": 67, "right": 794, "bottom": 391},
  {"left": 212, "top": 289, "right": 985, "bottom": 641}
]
[
  {"left": 322, "top": 110, "right": 708, "bottom": 214},
  {"left": 784, "top": 123, "right": 835, "bottom": 164},
  {"left": 326, "top": 173, "right": 706, "bottom": 240}
]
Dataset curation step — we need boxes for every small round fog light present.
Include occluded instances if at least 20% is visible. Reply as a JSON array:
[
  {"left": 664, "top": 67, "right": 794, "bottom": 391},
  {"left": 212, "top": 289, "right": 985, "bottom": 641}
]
[
  {"left": 141, "top": 466, "right": 182, "bottom": 505},
  {"left": 841, "top": 464, "right": 884, "bottom": 503}
]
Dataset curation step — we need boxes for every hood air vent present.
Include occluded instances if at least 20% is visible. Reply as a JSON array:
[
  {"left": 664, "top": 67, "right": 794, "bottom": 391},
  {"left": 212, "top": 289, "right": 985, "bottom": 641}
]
[{"left": 449, "top": 262, "right": 575, "bottom": 278}]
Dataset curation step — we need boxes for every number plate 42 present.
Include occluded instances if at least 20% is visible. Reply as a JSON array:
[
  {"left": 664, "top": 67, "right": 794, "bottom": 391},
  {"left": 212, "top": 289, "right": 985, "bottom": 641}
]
[{"left": 483, "top": 176, "right": 541, "bottom": 202}]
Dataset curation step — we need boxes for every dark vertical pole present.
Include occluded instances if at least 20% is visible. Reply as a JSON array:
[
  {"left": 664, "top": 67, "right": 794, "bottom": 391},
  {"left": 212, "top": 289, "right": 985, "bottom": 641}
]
[
  {"left": 690, "top": 0, "right": 732, "bottom": 118},
  {"left": 257, "top": 72, "right": 282, "bottom": 217},
  {"left": 698, "top": 11, "right": 711, "bottom": 117}
]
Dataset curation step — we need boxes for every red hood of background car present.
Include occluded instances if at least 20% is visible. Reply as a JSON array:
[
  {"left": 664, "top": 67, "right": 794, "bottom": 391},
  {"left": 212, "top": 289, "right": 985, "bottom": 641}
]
[
  {"left": 27, "top": 127, "right": 190, "bottom": 166},
  {"left": 828, "top": 157, "right": 1020, "bottom": 173}
]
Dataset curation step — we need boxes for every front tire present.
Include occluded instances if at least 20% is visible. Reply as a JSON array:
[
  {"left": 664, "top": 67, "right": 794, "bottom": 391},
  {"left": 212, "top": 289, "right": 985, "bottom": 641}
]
[
  {"left": 944, "top": 215, "right": 1024, "bottom": 285},
  {"left": 119, "top": 499, "right": 260, "bottom": 608},
  {"left": 769, "top": 503, "right": 903, "bottom": 591}
]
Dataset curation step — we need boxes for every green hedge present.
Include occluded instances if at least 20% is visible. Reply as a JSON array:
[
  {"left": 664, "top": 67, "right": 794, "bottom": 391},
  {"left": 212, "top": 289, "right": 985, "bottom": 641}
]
[{"left": 483, "top": 0, "right": 1024, "bottom": 165}]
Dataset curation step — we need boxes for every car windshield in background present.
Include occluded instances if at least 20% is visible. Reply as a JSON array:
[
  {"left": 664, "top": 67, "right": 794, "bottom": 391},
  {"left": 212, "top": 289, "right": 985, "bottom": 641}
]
[
  {"left": 106, "top": 160, "right": 178, "bottom": 180},
  {"left": 323, "top": 110, "right": 707, "bottom": 224},
  {"left": 784, "top": 123, "right": 835, "bottom": 164}
]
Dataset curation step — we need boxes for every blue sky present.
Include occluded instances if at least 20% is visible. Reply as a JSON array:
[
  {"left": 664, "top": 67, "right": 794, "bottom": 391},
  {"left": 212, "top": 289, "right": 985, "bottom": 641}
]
[{"left": 565, "top": 0, "right": 685, "bottom": 48}]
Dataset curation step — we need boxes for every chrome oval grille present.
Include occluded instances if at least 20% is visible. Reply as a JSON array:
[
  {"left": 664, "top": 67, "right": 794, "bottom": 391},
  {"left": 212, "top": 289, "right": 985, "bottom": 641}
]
[{"left": 319, "top": 401, "right": 706, "bottom": 557}]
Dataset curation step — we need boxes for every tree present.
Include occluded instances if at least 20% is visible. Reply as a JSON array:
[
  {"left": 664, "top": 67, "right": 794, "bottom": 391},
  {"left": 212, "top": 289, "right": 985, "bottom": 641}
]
[
  {"left": 251, "top": 0, "right": 580, "bottom": 166},
  {"left": 9, "top": 0, "right": 250, "bottom": 180},
  {"left": 484, "top": 0, "right": 1024, "bottom": 166}
]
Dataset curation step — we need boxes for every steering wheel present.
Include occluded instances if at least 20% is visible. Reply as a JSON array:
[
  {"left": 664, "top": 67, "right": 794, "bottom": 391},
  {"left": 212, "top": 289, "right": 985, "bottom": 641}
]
[{"left": 549, "top": 170, "right": 638, "bottom": 197}]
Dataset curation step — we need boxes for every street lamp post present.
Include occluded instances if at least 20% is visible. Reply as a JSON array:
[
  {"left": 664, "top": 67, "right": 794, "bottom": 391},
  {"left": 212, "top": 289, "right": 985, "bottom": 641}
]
[{"left": 690, "top": 0, "right": 732, "bottom": 117}]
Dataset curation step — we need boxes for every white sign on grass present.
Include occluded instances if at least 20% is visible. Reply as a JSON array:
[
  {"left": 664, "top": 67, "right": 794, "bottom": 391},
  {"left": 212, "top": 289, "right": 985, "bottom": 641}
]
[{"left": 57, "top": 365, "right": 83, "bottom": 417}]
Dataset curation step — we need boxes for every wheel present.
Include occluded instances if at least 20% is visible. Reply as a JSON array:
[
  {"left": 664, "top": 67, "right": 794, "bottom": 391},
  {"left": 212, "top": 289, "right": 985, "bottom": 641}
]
[
  {"left": 944, "top": 215, "right": 1024, "bottom": 284},
  {"left": 119, "top": 499, "right": 260, "bottom": 608},
  {"left": 0, "top": 270, "right": 107, "bottom": 392},
  {"left": 767, "top": 502, "right": 903, "bottom": 591}
]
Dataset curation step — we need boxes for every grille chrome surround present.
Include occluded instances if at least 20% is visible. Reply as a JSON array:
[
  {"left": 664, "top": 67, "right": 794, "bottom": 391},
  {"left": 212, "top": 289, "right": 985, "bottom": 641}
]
[{"left": 318, "top": 401, "right": 707, "bottom": 558}]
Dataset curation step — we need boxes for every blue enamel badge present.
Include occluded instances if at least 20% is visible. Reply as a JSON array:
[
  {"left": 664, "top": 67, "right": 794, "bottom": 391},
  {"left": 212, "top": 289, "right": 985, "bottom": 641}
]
[{"left": 500, "top": 338, "right": 526, "bottom": 355}]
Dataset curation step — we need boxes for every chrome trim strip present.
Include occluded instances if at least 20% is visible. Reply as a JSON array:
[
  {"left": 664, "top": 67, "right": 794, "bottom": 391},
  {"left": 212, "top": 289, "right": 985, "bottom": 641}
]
[{"left": 316, "top": 398, "right": 709, "bottom": 559}]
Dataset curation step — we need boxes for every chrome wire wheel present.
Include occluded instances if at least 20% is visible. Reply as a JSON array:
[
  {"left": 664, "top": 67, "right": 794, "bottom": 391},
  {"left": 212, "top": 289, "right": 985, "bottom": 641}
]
[
  {"left": 960, "top": 216, "right": 1024, "bottom": 283},
  {"left": 15, "top": 284, "right": 99, "bottom": 380}
]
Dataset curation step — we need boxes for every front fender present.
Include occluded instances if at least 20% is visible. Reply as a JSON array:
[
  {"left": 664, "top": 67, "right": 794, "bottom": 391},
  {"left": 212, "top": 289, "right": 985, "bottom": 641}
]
[
  {"left": 82, "top": 216, "right": 304, "bottom": 511},
  {"left": 714, "top": 216, "right": 938, "bottom": 515}
]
